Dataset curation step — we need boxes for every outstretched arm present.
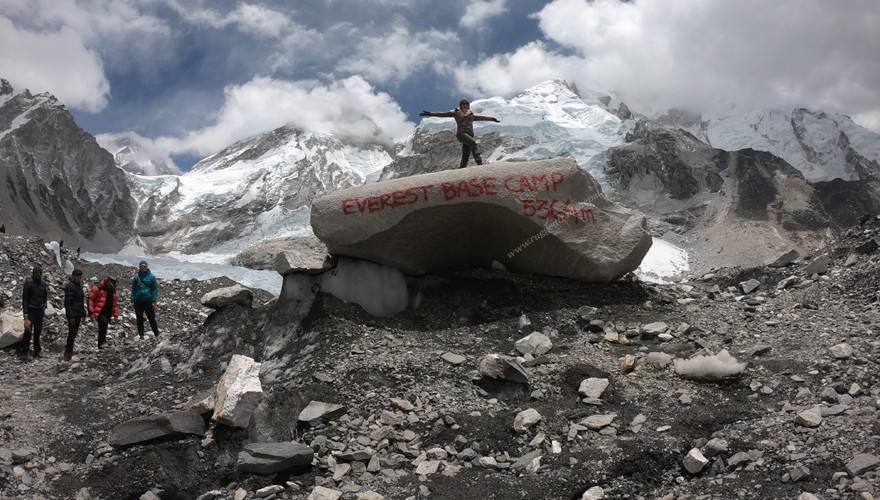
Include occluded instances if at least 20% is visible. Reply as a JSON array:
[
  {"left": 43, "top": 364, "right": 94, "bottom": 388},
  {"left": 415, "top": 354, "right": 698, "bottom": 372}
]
[
  {"left": 473, "top": 114, "right": 500, "bottom": 122},
  {"left": 420, "top": 110, "right": 456, "bottom": 118}
]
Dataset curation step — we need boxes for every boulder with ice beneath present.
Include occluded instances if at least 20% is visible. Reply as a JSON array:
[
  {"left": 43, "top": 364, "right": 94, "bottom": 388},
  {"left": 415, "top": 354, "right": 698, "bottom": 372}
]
[{"left": 310, "top": 158, "right": 652, "bottom": 283}]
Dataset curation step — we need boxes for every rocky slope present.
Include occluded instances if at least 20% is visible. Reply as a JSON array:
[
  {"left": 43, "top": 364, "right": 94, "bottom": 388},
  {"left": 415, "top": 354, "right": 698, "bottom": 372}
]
[
  {"left": 2, "top": 215, "right": 879, "bottom": 499},
  {"left": 660, "top": 107, "right": 880, "bottom": 182},
  {"left": 606, "top": 119, "right": 880, "bottom": 274},
  {"left": 0, "top": 79, "right": 135, "bottom": 250}
]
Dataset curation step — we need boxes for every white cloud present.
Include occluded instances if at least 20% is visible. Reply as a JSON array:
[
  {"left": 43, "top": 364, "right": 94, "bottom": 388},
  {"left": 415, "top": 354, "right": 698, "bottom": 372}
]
[
  {"left": 337, "top": 27, "right": 458, "bottom": 83},
  {"left": 0, "top": 0, "right": 172, "bottom": 111},
  {"left": 460, "top": 0, "right": 508, "bottom": 29},
  {"left": 161, "top": 0, "right": 310, "bottom": 40},
  {"left": 156, "top": 76, "right": 416, "bottom": 156},
  {"left": 455, "top": 41, "right": 582, "bottom": 97},
  {"left": 0, "top": 17, "right": 109, "bottom": 112},
  {"left": 95, "top": 131, "right": 183, "bottom": 175},
  {"left": 465, "top": 0, "right": 880, "bottom": 130}
]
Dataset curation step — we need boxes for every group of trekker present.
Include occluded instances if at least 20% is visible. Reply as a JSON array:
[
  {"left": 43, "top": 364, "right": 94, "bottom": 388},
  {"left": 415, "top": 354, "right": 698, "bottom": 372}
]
[{"left": 19, "top": 260, "right": 160, "bottom": 361}]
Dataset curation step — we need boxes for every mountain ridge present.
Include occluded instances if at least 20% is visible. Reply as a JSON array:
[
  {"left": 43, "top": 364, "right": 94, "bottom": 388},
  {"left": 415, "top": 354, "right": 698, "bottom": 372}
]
[{"left": 3, "top": 76, "right": 880, "bottom": 276}]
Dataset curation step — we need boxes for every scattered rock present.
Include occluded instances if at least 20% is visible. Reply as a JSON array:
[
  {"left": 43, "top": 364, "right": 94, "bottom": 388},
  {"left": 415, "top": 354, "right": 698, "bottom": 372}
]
[
  {"left": 200, "top": 284, "right": 254, "bottom": 309},
  {"left": 513, "top": 408, "right": 542, "bottom": 433},
  {"left": 109, "top": 411, "right": 205, "bottom": 448},
  {"left": 298, "top": 401, "right": 347, "bottom": 425},
  {"left": 213, "top": 354, "right": 263, "bottom": 428},
  {"left": 238, "top": 441, "right": 314, "bottom": 474}
]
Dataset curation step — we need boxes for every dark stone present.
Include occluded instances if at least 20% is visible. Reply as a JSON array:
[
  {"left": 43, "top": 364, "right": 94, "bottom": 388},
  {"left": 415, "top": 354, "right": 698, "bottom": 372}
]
[
  {"left": 237, "top": 441, "right": 314, "bottom": 474},
  {"left": 109, "top": 411, "right": 205, "bottom": 448},
  {"left": 855, "top": 238, "right": 878, "bottom": 255}
]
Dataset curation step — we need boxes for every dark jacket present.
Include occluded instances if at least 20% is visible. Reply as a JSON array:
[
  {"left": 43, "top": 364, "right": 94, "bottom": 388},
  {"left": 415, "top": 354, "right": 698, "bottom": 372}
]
[
  {"left": 131, "top": 270, "right": 158, "bottom": 303},
  {"left": 22, "top": 276, "right": 48, "bottom": 313},
  {"left": 64, "top": 279, "right": 86, "bottom": 319},
  {"left": 425, "top": 108, "right": 496, "bottom": 137}
]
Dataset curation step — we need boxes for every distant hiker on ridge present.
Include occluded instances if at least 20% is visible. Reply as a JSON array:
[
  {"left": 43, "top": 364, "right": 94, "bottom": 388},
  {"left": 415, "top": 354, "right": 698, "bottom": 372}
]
[
  {"left": 131, "top": 260, "right": 160, "bottom": 339},
  {"left": 420, "top": 98, "right": 500, "bottom": 169}
]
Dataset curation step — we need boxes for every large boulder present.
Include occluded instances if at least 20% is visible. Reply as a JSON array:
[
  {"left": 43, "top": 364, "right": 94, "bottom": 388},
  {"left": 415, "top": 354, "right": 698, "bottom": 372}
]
[
  {"left": 0, "top": 310, "right": 25, "bottom": 349},
  {"left": 311, "top": 158, "right": 652, "bottom": 283},
  {"left": 109, "top": 410, "right": 205, "bottom": 448},
  {"left": 274, "top": 235, "right": 335, "bottom": 276},
  {"left": 213, "top": 354, "right": 263, "bottom": 428},
  {"left": 201, "top": 285, "right": 254, "bottom": 309}
]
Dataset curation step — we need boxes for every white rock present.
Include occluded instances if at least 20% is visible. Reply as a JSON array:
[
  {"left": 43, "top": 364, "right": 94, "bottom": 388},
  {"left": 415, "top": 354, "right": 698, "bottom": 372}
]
[
  {"left": 0, "top": 310, "right": 24, "bottom": 349},
  {"left": 683, "top": 448, "right": 709, "bottom": 474},
  {"left": 581, "top": 486, "right": 605, "bottom": 500},
  {"left": 515, "top": 332, "right": 553, "bottom": 356},
  {"left": 829, "top": 343, "right": 853, "bottom": 359},
  {"left": 513, "top": 408, "right": 542, "bottom": 433},
  {"left": 578, "top": 378, "right": 609, "bottom": 399},
  {"left": 256, "top": 485, "right": 284, "bottom": 498},
  {"left": 212, "top": 354, "right": 263, "bottom": 428},
  {"left": 580, "top": 414, "right": 616, "bottom": 430},
  {"left": 309, "top": 486, "right": 343, "bottom": 500},
  {"left": 415, "top": 460, "right": 441, "bottom": 475},
  {"left": 641, "top": 321, "right": 668, "bottom": 336},
  {"left": 795, "top": 407, "right": 823, "bottom": 428},
  {"left": 201, "top": 285, "right": 253, "bottom": 309}
]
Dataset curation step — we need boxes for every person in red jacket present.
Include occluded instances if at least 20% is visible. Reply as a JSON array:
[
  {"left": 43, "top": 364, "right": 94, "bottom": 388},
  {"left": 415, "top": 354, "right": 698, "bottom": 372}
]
[
  {"left": 89, "top": 276, "right": 119, "bottom": 349},
  {"left": 420, "top": 98, "right": 500, "bottom": 169}
]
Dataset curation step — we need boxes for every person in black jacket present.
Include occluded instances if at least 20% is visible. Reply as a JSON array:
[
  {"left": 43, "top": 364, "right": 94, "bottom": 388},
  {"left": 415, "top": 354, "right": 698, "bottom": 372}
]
[
  {"left": 21, "top": 265, "right": 48, "bottom": 357},
  {"left": 63, "top": 269, "right": 87, "bottom": 361},
  {"left": 420, "top": 98, "right": 500, "bottom": 168}
]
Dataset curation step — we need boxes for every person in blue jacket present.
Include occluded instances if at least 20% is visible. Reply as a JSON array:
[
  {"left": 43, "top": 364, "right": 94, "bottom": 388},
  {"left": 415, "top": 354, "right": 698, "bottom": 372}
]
[{"left": 130, "top": 260, "right": 159, "bottom": 339}]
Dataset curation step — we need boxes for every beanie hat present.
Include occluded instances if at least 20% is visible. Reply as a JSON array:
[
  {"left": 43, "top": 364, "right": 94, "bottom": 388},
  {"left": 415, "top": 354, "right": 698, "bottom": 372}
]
[
  {"left": 139, "top": 260, "right": 148, "bottom": 267},
  {"left": 72, "top": 269, "right": 83, "bottom": 276}
]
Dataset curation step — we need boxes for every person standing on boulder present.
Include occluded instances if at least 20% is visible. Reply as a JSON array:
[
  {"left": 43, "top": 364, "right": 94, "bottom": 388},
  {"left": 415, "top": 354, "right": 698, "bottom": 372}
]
[
  {"left": 89, "top": 276, "right": 119, "bottom": 349},
  {"left": 131, "top": 260, "right": 159, "bottom": 339},
  {"left": 63, "top": 269, "right": 87, "bottom": 361},
  {"left": 420, "top": 98, "right": 500, "bottom": 169},
  {"left": 20, "top": 265, "right": 48, "bottom": 358}
]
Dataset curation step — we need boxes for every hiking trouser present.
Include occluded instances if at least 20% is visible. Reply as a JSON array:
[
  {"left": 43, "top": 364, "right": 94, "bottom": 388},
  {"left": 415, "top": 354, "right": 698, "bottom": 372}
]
[
  {"left": 22, "top": 307, "right": 44, "bottom": 354},
  {"left": 65, "top": 317, "right": 82, "bottom": 354},
  {"left": 97, "top": 315, "right": 111, "bottom": 346},
  {"left": 134, "top": 301, "right": 159, "bottom": 337},
  {"left": 457, "top": 133, "right": 483, "bottom": 168}
]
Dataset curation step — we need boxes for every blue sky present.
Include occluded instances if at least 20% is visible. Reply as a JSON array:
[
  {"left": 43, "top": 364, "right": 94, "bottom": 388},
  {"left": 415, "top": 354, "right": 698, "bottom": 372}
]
[{"left": 1, "top": 0, "right": 879, "bottom": 172}]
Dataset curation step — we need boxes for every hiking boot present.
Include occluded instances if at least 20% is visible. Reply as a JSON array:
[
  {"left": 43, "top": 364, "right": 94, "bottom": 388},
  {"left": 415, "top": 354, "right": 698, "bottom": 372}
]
[
  {"left": 32, "top": 351, "right": 41, "bottom": 358},
  {"left": 98, "top": 342, "right": 106, "bottom": 349},
  {"left": 63, "top": 352, "right": 72, "bottom": 362}
]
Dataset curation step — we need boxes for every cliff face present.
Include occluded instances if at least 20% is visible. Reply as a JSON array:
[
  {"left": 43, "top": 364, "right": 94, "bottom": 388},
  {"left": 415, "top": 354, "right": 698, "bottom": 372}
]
[{"left": 0, "top": 79, "right": 134, "bottom": 249}]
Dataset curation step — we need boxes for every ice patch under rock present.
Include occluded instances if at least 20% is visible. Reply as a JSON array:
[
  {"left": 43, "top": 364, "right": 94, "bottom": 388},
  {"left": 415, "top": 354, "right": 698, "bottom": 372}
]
[
  {"left": 317, "top": 257, "right": 409, "bottom": 317},
  {"left": 636, "top": 237, "right": 689, "bottom": 283}
]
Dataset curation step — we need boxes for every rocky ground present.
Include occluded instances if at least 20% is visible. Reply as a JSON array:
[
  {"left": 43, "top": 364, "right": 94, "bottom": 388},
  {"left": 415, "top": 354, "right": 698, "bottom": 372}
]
[{"left": 1, "top": 218, "right": 879, "bottom": 499}]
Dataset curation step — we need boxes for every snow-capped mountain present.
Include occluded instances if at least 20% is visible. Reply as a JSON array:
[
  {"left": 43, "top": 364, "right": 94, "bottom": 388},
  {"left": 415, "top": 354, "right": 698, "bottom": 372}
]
[
  {"left": 4, "top": 75, "right": 880, "bottom": 269},
  {"left": 0, "top": 78, "right": 134, "bottom": 249},
  {"left": 384, "top": 79, "right": 632, "bottom": 185},
  {"left": 130, "top": 125, "right": 392, "bottom": 256},
  {"left": 660, "top": 108, "right": 880, "bottom": 182}
]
